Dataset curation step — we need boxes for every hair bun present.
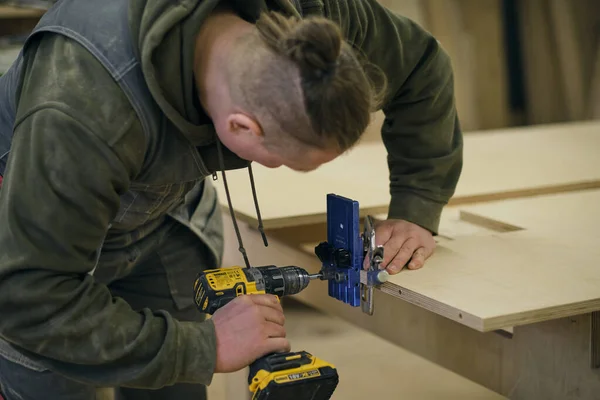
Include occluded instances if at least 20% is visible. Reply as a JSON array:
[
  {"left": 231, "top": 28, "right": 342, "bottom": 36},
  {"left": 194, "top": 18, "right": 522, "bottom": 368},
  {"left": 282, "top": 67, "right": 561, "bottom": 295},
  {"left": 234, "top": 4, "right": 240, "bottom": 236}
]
[{"left": 257, "top": 12, "right": 343, "bottom": 81}]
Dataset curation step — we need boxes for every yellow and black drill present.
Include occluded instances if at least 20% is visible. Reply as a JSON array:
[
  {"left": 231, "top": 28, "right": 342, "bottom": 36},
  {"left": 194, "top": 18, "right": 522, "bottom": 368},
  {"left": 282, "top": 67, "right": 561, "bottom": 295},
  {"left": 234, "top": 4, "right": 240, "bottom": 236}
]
[{"left": 193, "top": 265, "right": 339, "bottom": 400}]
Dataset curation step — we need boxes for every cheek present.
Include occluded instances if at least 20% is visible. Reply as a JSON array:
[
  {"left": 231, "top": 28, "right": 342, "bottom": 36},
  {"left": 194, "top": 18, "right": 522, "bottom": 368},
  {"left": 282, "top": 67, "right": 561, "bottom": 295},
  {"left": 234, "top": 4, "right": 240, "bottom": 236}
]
[
  {"left": 256, "top": 152, "right": 284, "bottom": 168},
  {"left": 223, "top": 136, "right": 283, "bottom": 167}
]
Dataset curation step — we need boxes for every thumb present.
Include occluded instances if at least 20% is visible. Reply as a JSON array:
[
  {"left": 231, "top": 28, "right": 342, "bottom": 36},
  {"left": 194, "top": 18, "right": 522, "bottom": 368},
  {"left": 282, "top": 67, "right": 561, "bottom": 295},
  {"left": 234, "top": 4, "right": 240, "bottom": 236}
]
[{"left": 260, "top": 338, "right": 291, "bottom": 356}]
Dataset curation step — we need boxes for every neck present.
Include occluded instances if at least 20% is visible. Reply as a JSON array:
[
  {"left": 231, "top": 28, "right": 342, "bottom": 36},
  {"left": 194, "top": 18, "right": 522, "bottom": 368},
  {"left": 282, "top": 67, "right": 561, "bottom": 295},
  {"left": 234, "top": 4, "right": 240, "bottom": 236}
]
[{"left": 194, "top": 7, "right": 252, "bottom": 120}]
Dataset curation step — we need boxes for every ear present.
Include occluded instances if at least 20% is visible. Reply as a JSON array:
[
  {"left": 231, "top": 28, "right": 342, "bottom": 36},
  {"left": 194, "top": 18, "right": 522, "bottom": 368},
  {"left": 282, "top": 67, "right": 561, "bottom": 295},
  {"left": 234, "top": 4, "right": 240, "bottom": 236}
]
[{"left": 226, "top": 113, "right": 263, "bottom": 141}]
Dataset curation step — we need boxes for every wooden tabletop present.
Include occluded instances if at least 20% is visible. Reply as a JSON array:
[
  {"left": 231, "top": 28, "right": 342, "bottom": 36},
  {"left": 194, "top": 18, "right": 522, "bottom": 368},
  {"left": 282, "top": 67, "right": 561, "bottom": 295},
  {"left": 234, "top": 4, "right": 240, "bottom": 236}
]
[
  {"left": 292, "top": 190, "right": 600, "bottom": 332},
  {"left": 214, "top": 119, "right": 600, "bottom": 331},
  {"left": 215, "top": 120, "right": 600, "bottom": 229},
  {"left": 382, "top": 190, "right": 600, "bottom": 331}
]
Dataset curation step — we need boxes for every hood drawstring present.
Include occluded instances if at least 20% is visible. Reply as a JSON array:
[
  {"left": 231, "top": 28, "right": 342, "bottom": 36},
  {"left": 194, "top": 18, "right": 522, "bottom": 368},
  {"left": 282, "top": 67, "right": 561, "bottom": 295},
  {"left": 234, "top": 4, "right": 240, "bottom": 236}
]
[{"left": 215, "top": 138, "right": 269, "bottom": 269}]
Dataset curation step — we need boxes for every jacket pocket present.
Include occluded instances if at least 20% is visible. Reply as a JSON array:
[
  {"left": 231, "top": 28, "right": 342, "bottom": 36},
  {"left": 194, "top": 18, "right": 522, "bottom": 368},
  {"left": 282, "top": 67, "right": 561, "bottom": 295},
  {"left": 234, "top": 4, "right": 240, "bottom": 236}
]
[
  {"left": 168, "top": 178, "right": 224, "bottom": 269},
  {"left": 112, "top": 179, "right": 201, "bottom": 231}
]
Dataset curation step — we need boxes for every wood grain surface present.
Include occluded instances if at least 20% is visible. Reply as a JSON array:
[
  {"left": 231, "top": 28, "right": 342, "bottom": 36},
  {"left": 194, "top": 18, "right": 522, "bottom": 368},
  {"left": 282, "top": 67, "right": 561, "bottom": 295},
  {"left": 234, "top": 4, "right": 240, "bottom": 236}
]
[
  {"left": 380, "top": 190, "right": 600, "bottom": 331},
  {"left": 285, "top": 189, "right": 600, "bottom": 332},
  {"left": 215, "top": 120, "right": 600, "bottom": 229},
  {"left": 459, "top": 188, "right": 600, "bottom": 234}
]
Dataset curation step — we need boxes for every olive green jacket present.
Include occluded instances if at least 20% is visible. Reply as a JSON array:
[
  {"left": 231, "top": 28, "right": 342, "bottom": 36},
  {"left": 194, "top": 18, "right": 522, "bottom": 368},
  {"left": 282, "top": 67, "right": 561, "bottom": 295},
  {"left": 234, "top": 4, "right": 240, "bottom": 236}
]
[{"left": 0, "top": 0, "right": 462, "bottom": 389}]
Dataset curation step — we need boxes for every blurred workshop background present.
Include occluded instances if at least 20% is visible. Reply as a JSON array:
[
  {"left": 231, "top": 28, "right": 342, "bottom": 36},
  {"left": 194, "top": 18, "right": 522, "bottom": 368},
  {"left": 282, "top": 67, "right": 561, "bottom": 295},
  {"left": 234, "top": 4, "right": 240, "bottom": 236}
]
[
  {"left": 1, "top": 1, "right": 599, "bottom": 399},
  {"left": 2, "top": 0, "right": 599, "bottom": 130}
]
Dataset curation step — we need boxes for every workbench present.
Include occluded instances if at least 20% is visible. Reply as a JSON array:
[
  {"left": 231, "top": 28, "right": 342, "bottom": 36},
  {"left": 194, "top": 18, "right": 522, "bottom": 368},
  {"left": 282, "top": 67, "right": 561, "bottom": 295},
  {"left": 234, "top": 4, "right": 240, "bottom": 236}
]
[{"left": 215, "top": 120, "right": 600, "bottom": 399}]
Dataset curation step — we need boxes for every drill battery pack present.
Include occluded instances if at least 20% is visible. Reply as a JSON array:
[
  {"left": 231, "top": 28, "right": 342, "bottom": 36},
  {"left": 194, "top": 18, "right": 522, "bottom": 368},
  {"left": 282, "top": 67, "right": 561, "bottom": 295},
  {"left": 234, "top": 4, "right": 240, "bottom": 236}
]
[{"left": 248, "top": 351, "right": 339, "bottom": 400}]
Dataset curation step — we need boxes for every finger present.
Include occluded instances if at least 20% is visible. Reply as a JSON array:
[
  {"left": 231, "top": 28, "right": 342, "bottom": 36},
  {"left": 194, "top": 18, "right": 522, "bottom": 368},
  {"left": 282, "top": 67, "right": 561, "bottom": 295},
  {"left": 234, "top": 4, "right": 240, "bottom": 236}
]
[
  {"left": 264, "top": 321, "right": 286, "bottom": 339},
  {"left": 258, "top": 305, "right": 286, "bottom": 326},
  {"left": 380, "top": 234, "right": 409, "bottom": 268},
  {"left": 365, "top": 222, "right": 395, "bottom": 270},
  {"left": 425, "top": 242, "right": 436, "bottom": 258},
  {"left": 261, "top": 338, "right": 291, "bottom": 355},
  {"left": 248, "top": 294, "right": 283, "bottom": 311},
  {"left": 374, "top": 221, "right": 394, "bottom": 246},
  {"left": 407, "top": 247, "right": 426, "bottom": 270},
  {"left": 387, "top": 238, "right": 418, "bottom": 274}
]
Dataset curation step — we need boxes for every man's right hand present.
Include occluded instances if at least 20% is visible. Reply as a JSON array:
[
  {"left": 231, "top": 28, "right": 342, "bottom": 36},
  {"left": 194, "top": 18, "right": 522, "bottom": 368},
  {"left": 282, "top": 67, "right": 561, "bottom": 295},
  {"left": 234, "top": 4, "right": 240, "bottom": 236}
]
[{"left": 211, "top": 294, "right": 290, "bottom": 373}]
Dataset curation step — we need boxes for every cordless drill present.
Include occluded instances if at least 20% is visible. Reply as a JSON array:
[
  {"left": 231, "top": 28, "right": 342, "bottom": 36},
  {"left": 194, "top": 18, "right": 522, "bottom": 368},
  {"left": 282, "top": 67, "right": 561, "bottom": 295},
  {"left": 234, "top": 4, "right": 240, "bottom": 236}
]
[{"left": 193, "top": 265, "right": 339, "bottom": 400}]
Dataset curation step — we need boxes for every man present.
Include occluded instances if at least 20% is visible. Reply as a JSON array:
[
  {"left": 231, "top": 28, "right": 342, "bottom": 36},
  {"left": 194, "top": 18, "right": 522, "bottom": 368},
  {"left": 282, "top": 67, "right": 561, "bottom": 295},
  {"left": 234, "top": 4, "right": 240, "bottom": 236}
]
[{"left": 0, "top": 0, "right": 462, "bottom": 398}]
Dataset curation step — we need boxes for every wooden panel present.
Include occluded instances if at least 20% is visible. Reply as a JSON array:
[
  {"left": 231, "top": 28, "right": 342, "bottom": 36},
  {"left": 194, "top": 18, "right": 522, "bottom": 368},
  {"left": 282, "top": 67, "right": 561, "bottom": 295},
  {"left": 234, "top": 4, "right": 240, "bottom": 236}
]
[
  {"left": 459, "top": 189, "right": 600, "bottom": 234},
  {"left": 222, "top": 191, "right": 600, "bottom": 333},
  {"left": 382, "top": 190, "right": 600, "bottom": 331},
  {"left": 382, "top": 230, "right": 600, "bottom": 331},
  {"left": 215, "top": 121, "right": 600, "bottom": 229},
  {"left": 222, "top": 214, "right": 600, "bottom": 399},
  {"left": 298, "top": 229, "right": 600, "bottom": 332}
]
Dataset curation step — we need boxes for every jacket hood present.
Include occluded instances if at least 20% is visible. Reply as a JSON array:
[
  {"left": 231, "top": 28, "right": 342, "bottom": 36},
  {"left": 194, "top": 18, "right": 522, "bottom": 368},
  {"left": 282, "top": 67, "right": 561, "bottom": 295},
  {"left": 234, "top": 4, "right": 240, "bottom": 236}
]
[
  {"left": 127, "top": 0, "right": 301, "bottom": 152},
  {"left": 127, "top": 0, "right": 303, "bottom": 265}
]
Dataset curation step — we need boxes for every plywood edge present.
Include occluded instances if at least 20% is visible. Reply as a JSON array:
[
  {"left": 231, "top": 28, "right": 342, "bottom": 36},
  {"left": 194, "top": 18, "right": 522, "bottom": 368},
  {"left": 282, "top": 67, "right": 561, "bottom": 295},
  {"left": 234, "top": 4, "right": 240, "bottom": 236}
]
[
  {"left": 220, "top": 203, "right": 391, "bottom": 230},
  {"left": 378, "top": 282, "right": 485, "bottom": 331},
  {"left": 293, "top": 241, "right": 485, "bottom": 332},
  {"left": 482, "top": 298, "right": 600, "bottom": 331},
  {"left": 379, "top": 282, "right": 600, "bottom": 333},
  {"left": 295, "top": 240, "right": 600, "bottom": 333}
]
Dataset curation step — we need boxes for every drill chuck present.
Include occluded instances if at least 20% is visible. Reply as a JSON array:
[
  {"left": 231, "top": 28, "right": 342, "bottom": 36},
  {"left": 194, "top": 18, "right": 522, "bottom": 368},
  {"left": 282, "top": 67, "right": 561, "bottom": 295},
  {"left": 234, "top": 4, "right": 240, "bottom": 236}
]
[
  {"left": 193, "top": 265, "right": 320, "bottom": 314},
  {"left": 243, "top": 265, "right": 317, "bottom": 297}
]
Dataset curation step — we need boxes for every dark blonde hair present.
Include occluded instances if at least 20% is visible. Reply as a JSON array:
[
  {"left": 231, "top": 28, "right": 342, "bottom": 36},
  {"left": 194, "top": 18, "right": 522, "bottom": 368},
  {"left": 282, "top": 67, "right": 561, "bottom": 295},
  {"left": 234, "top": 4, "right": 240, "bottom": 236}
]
[{"left": 227, "top": 11, "right": 386, "bottom": 152}]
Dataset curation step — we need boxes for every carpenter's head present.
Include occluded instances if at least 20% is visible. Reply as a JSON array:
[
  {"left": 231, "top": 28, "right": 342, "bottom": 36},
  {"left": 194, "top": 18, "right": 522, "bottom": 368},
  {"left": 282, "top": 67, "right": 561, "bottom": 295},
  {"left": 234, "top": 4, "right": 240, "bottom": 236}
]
[{"left": 208, "top": 11, "right": 385, "bottom": 171}]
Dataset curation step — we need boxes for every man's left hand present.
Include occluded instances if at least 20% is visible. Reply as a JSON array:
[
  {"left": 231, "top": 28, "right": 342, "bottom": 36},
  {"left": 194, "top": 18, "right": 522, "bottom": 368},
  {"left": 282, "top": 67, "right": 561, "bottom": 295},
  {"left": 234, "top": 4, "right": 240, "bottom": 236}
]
[{"left": 365, "top": 219, "right": 436, "bottom": 275}]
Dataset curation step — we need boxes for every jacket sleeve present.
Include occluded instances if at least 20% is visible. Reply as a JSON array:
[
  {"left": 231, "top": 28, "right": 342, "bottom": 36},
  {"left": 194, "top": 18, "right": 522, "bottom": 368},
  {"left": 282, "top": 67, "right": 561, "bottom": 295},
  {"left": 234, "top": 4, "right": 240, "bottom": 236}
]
[
  {"left": 0, "top": 34, "right": 216, "bottom": 388},
  {"left": 323, "top": 0, "right": 464, "bottom": 234}
]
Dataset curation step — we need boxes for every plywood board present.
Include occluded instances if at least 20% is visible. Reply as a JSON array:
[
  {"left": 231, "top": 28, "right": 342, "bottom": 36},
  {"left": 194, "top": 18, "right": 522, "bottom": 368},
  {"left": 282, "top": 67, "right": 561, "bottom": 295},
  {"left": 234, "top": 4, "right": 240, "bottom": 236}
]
[
  {"left": 381, "top": 230, "right": 600, "bottom": 331},
  {"left": 377, "top": 191, "right": 600, "bottom": 331},
  {"left": 246, "top": 203, "right": 600, "bottom": 334},
  {"left": 459, "top": 189, "right": 600, "bottom": 235},
  {"left": 297, "top": 230, "right": 600, "bottom": 332},
  {"left": 289, "top": 190, "right": 600, "bottom": 332},
  {"left": 222, "top": 213, "right": 600, "bottom": 399},
  {"left": 215, "top": 120, "right": 600, "bottom": 229}
]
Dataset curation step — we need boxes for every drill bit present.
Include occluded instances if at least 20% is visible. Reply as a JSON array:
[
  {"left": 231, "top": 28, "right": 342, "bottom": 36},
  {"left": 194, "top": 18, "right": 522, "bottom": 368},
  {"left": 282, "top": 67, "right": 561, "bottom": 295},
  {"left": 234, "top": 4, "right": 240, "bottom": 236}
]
[{"left": 308, "top": 273, "right": 323, "bottom": 280}]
